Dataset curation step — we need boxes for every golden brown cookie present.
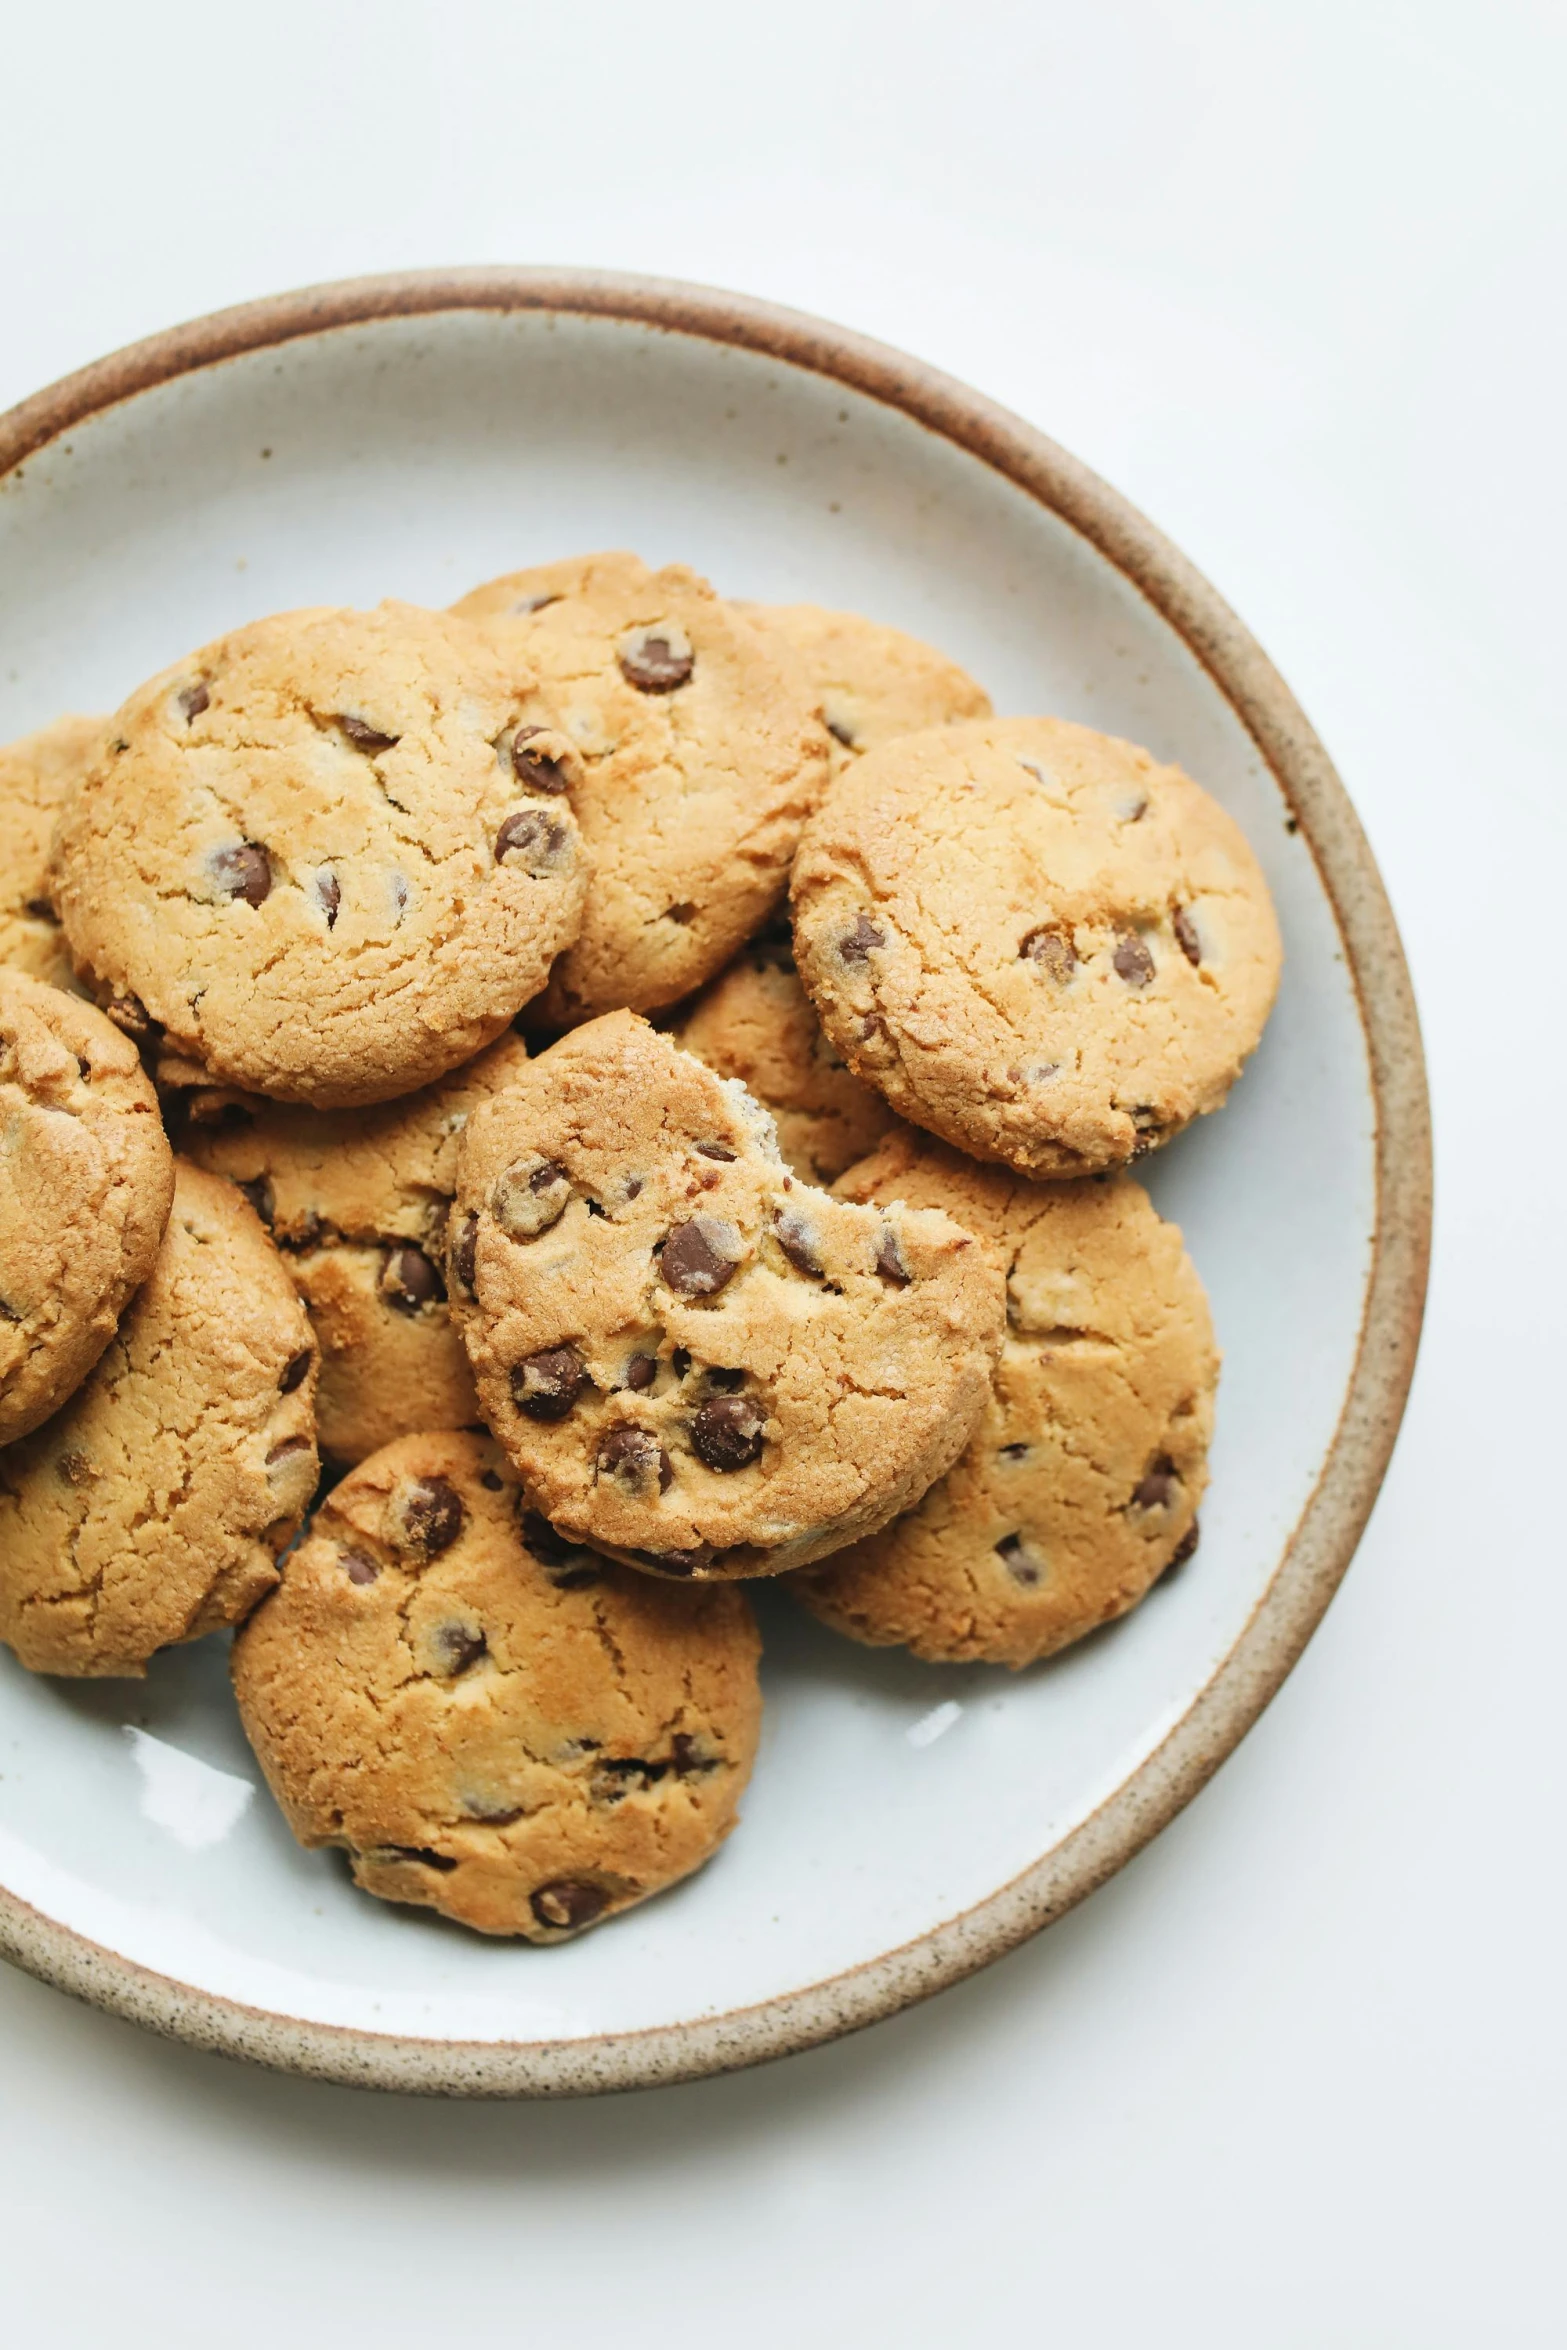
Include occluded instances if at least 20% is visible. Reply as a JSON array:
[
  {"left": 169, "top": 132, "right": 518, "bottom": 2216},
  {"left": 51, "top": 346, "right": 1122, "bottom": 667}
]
[
  {"left": 452, "top": 552, "right": 829, "bottom": 1025},
  {"left": 791, "top": 717, "right": 1283, "bottom": 1176},
  {"left": 0, "top": 972, "right": 174, "bottom": 1447},
  {"left": 0, "top": 715, "right": 107, "bottom": 990},
  {"left": 748, "top": 603, "right": 991, "bottom": 776},
  {"left": 449, "top": 1012, "right": 1005, "bottom": 1580},
  {"left": 232, "top": 1429, "right": 762, "bottom": 1939},
  {"left": 180, "top": 1032, "right": 530, "bottom": 1464},
  {"left": 673, "top": 919, "right": 896, "bottom": 1184},
  {"left": 51, "top": 603, "right": 588, "bottom": 1106},
  {"left": 0, "top": 1160, "right": 318, "bottom": 1677},
  {"left": 791, "top": 1127, "right": 1217, "bottom": 1666}
]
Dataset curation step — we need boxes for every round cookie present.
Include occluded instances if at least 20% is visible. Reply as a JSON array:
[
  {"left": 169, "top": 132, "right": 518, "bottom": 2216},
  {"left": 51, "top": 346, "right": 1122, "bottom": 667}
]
[
  {"left": 450, "top": 1011, "right": 1005, "bottom": 1581},
  {"left": 0, "top": 1159, "right": 318, "bottom": 1677},
  {"left": 232, "top": 1429, "right": 762, "bottom": 1940},
  {"left": 747, "top": 603, "right": 991, "bottom": 776},
  {"left": 452, "top": 551, "right": 829, "bottom": 1026},
  {"left": 181, "top": 1032, "right": 530, "bottom": 1464},
  {"left": 51, "top": 602, "right": 588, "bottom": 1106},
  {"left": 673, "top": 918, "right": 896, "bottom": 1184},
  {"left": 0, "top": 714, "right": 107, "bottom": 990},
  {"left": 791, "top": 716, "right": 1283, "bottom": 1177},
  {"left": 0, "top": 971, "right": 175, "bottom": 1447},
  {"left": 791, "top": 1127, "right": 1218, "bottom": 1666}
]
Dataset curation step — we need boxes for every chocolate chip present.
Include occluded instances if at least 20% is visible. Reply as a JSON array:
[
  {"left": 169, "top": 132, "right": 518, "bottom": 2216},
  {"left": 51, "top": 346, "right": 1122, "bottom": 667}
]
[
  {"left": 691, "top": 1392, "right": 765, "bottom": 1472},
  {"left": 212, "top": 843, "right": 272, "bottom": 907},
  {"left": 839, "top": 913, "right": 885, "bottom": 964},
  {"left": 1020, "top": 924, "right": 1077, "bottom": 978},
  {"left": 55, "top": 1449, "right": 95, "bottom": 1487},
  {"left": 995, "top": 1531, "right": 1046, "bottom": 1587},
  {"left": 336, "top": 714, "right": 400, "bottom": 755},
  {"left": 530, "top": 1879, "right": 608, "bottom": 1931},
  {"left": 510, "top": 727, "right": 569, "bottom": 793},
  {"left": 512, "top": 1345, "right": 589, "bottom": 1420},
  {"left": 433, "top": 1622, "right": 487, "bottom": 1675},
  {"left": 314, "top": 870, "right": 341, "bottom": 928},
  {"left": 625, "top": 1176, "right": 644, "bottom": 1199},
  {"left": 392, "top": 1475, "right": 466, "bottom": 1555},
  {"left": 998, "top": 1441, "right": 1030, "bottom": 1462},
  {"left": 451, "top": 1211, "right": 479, "bottom": 1295},
  {"left": 375, "top": 1846, "right": 457, "bottom": 1873},
  {"left": 622, "top": 1353, "right": 657, "bottom": 1391},
  {"left": 632, "top": 1545, "right": 716, "bottom": 1577},
  {"left": 1129, "top": 1456, "right": 1178, "bottom": 1512},
  {"left": 266, "top": 1435, "right": 312, "bottom": 1467},
  {"left": 1163, "top": 1519, "right": 1200, "bottom": 1576},
  {"left": 178, "top": 681, "right": 210, "bottom": 721},
  {"left": 237, "top": 1175, "right": 275, "bottom": 1228},
  {"left": 875, "top": 1225, "right": 911, "bottom": 1286},
  {"left": 1113, "top": 932, "right": 1155, "bottom": 986},
  {"left": 596, "top": 1424, "right": 673, "bottom": 1494},
  {"left": 774, "top": 1209, "right": 823, "bottom": 1277},
  {"left": 462, "top": 1794, "right": 524, "bottom": 1824},
  {"left": 617, "top": 627, "right": 694, "bottom": 692},
  {"left": 479, "top": 1469, "right": 504, "bottom": 1491},
  {"left": 670, "top": 1733, "right": 710, "bottom": 1776},
  {"left": 104, "top": 991, "right": 158, "bottom": 1043},
  {"left": 826, "top": 714, "right": 856, "bottom": 749},
  {"left": 382, "top": 1244, "right": 444, "bottom": 1314},
  {"left": 660, "top": 1215, "right": 742, "bottom": 1297},
  {"left": 280, "top": 1347, "right": 313, "bottom": 1394},
  {"left": 495, "top": 807, "right": 569, "bottom": 873},
  {"left": 492, "top": 1157, "right": 572, "bottom": 1240},
  {"left": 342, "top": 1550, "right": 380, "bottom": 1586},
  {"left": 1173, "top": 906, "right": 1202, "bottom": 966},
  {"left": 695, "top": 1141, "right": 736, "bottom": 1162}
]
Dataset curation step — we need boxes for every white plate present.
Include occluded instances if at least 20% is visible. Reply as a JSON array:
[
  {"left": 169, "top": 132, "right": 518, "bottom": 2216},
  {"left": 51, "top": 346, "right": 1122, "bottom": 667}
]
[{"left": 0, "top": 272, "right": 1429, "bottom": 2095}]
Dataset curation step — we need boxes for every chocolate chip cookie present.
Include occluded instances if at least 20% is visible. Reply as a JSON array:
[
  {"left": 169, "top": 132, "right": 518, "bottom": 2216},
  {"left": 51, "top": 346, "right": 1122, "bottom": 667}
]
[
  {"left": 450, "top": 1011, "right": 1005, "bottom": 1580},
  {"left": 673, "top": 919, "right": 896, "bottom": 1184},
  {"left": 51, "top": 603, "right": 588, "bottom": 1106},
  {"left": 790, "top": 1127, "right": 1217, "bottom": 1665},
  {"left": 747, "top": 603, "right": 991, "bottom": 776},
  {"left": 232, "top": 1429, "right": 762, "bottom": 1939},
  {"left": 181, "top": 1032, "right": 530, "bottom": 1463},
  {"left": 791, "top": 717, "right": 1283, "bottom": 1176},
  {"left": 0, "top": 971, "right": 174, "bottom": 1447},
  {"left": 0, "top": 1159, "right": 318, "bottom": 1676},
  {"left": 0, "top": 714, "right": 107, "bottom": 991},
  {"left": 452, "top": 552, "right": 829, "bottom": 1025}
]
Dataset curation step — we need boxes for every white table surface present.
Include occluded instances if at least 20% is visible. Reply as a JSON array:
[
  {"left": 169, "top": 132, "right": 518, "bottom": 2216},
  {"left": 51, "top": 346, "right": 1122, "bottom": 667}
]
[{"left": 1, "top": 4, "right": 1561, "bottom": 2342}]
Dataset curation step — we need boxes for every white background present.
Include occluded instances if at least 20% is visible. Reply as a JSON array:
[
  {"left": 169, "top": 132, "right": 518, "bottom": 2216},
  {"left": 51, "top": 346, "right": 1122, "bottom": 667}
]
[{"left": 1, "top": 3, "right": 1562, "bottom": 2343}]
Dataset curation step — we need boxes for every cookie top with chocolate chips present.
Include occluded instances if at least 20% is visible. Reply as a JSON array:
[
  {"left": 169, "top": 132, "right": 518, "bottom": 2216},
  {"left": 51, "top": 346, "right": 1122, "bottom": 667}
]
[
  {"left": 745, "top": 603, "right": 991, "bottom": 777},
  {"left": 0, "top": 714, "right": 107, "bottom": 991},
  {"left": 451, "top": 552, "right": 829, "bottom": 1026},
  {"left": 673, "top": 920, "right": 897, "bottom": 1185},
  {"left": 231, "top": 1428, "right": 762, "bottom": 1940},
  {"left": 790, "top": 716, "right": 1283, "bottom": 1177},
  {"left": 790, "top": 1126, "right": 1218, "bottom": 1667},
  {"left": 0, "top": 971, "right": 175, "bottom": 1447},
  {"left": 0, "top": 1159, "right": 318, "bottom": 1676},
  {"left": 51, "top": 603, "right": 587, "bottom": 1106},
  {"left": 180, "top": 1031, "right": 530, "bottom": 1464},
  {"left": 449, "top": 1011, "right": 1005, "bottom": 1580}
]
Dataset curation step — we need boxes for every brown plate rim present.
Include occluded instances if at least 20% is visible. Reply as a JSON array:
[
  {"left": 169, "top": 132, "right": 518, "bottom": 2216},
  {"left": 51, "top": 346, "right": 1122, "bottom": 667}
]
[{"left": 0, "top": 266, "right": 1432, "bottom": 2097}]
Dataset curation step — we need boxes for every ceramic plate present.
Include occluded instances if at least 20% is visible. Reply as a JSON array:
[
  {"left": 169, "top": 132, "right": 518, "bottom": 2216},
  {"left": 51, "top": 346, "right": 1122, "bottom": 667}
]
[{"left": 0, "top": 271, "right": 1429, "bottom": 2095}]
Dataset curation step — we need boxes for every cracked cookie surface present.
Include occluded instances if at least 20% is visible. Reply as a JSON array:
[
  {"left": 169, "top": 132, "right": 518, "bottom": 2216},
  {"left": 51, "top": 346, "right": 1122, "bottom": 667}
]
[
  {"left": 450, "top": 1011, "right": 1005, "bottom": 1580},
  {"left": 452, "top": 551, "right": 829, "bottom": 1025},
  {"left": 674, "top": 918, "right": 896, "bottom": 1184},
  {"left": 791, "top": 1127, "right": 1217, "bottom": 1666},
  {"left": 0, "top": 1158, "right": 318, "bottom": 1676},
  {"left": 746, "top": 603, "right": 991, "bottom": 778},
  {"left": 232, "top": 1428, "right": 762, "bottom": 1939},
  {"left": 181, "top": 1032, "right": 530, "bottom": 1464},
  {"left": 51, "top": 603, "right": 587, "bottom": 1106},
  {"left": 791, "top": 716, "right": 1283, "bottom": 1176},
  {"left": 0, "top": 971, "right": 175, "bottom": 1446},
  {"left": 0, "top": 714, "right": 107, "bottom": 991}
]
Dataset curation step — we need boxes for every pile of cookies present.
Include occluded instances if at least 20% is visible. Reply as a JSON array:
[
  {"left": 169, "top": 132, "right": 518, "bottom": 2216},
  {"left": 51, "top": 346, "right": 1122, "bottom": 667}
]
[{"left": 0, "top": 550, "right": 1281, "bottom": 1943}]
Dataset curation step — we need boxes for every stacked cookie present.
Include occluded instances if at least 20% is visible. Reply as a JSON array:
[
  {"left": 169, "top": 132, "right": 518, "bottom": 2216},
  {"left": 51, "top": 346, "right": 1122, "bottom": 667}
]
[{"left": 0, "top": 554, "right": 1281, "bottom": 1943}]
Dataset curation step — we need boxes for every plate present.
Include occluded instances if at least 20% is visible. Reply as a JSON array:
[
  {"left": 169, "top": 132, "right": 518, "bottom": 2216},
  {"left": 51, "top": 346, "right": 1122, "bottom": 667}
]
[{"left": 0, "top": 270, "right": 1430, "bottom": 2095}]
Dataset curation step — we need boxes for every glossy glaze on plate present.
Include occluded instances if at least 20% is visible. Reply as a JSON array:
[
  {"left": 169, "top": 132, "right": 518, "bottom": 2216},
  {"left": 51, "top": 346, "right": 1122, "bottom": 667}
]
[{"left": 0, "top": 272, "right": 1429, "bottom": 2095}]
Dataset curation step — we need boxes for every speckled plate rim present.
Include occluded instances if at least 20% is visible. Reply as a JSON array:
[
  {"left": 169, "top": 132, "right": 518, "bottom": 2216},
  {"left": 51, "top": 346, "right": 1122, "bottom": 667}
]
[{"left": 0, "top": 267, "right": 1431, "bottom": 2098}]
